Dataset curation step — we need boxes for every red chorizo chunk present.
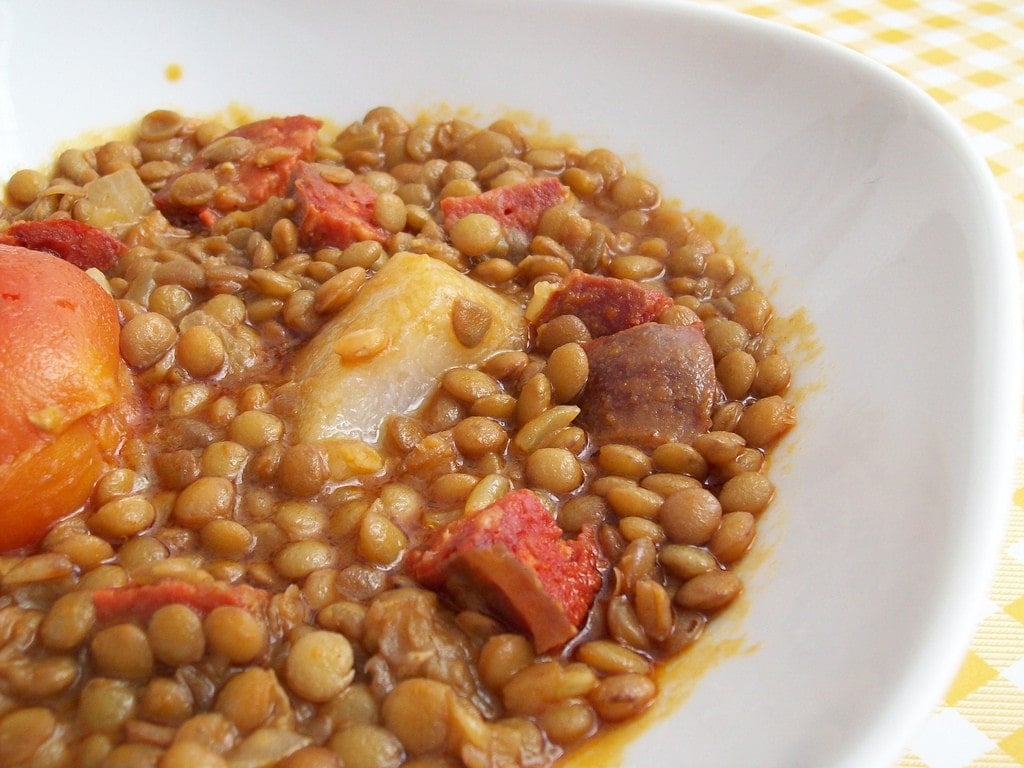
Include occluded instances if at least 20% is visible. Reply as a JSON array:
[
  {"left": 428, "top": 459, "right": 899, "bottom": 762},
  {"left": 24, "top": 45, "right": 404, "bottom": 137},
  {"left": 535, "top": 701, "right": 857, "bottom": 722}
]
[
  {"left": 153, "top": 114, "right": 321, "bottom": 225},
  {"left": 533, "top": 270, "right": 674, "bottom": 338},
  {"left": 0, "top": 219, "right": 125, "bottom": 270},
  {"left": 579, "top": 322, "right": 717, "bottom": 449},
  {"left": 406, "top": 489, "right": 604, "bottom": 653},
  {"left": 289, "top": 161, "right": 389, "bottom": 250},
  {"left": 92, "top": 580, "right": 269, "bottom": 623},
  {"left": 441, "top": 176, "right": 567, "bottom": 235}
]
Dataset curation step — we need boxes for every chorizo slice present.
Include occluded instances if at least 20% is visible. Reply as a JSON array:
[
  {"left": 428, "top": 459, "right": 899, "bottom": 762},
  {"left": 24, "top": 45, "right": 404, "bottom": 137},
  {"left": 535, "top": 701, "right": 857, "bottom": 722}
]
[
  {"left": 290, "top": 161, "right": 389, "bottom": 249},
  {"left": 441, "top": 176, "right": 567, "bottom": 236},
  {"left": 91, "top": 580, "right": 269, "bottom": 622},
  {"left": 0, "top": 219, "right": 126, "bottom": 270},
  {"left": 530, "top": 270, "right": 674, "bottom": 338},
  {"left": 406, "top": 489, "right": 604, "bottom": 653},
  {"left": 154, "top": 114, "right": 321, "bottom": 225}
]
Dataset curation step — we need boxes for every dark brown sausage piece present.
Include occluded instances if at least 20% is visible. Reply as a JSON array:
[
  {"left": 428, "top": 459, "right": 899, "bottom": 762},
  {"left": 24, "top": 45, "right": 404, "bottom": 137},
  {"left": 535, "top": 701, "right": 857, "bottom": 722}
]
[{"left": 578, "top": 322, "right": 717, "bottom": 449}]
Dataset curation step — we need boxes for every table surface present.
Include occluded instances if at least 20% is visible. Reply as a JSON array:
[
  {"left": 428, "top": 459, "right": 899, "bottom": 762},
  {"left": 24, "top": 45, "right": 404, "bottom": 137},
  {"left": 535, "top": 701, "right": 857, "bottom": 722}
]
[{"left": 702, "top": 0, "right": 1024, "bottom": 765}]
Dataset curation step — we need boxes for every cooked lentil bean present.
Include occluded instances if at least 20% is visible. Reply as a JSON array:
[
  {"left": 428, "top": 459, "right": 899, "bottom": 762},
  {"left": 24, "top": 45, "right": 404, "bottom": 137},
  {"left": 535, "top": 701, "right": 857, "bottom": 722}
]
[
  {"left": 605, "top": 484, "right": 662, "bottom": 519},
  {"left": 0, "top": 107, "right": 794, "bottom": 768},
  {"left": 660, "top": 543, "right": 718, "bottom": 581},
  {"left": 692, "top": 430, "right": 746, "bottom": 465},
  {"left": 6, "top": 168, "right": 48, "bottom": 204},
  {"left": 450, "top": 213, "right": 502, "bottom": 257},
  {"left": 736, "top": 395, "right": 797, "bottom": 448},
  {"left": 277, "top": 443, "right": 329, "bottom": 497},
  {"left": 40, "top": 590, "right": 96, "bottom": 651},
  {"left": 719, "top": 471, "right": 775, "bottom": 514},
  {"left": 87, "top": 495, "right": 156, "bottom": 539},
  {"left": 640, "top": 471, "right": 701, "bottom": 497},
  {"left": 275, "top": 540, "right": 337, "bottom": 579},
  {"left": 716, "top": 348, "right": 757, "bottom": 401},
  {"left": 538, "top": 699, "right": 598, "bottom": 745},
  {"left": 330, "top": 327, "right": 390, "bottom": 362},
  {"left": 660, "top": 487, "right": 723, "bottom": 545},
  {"left": 588, "top": 674, "right": 657, "bottom": 722},
  {"left": 200, "top": 440, "right": 249, "bottom": 478},
  {"left": 525, "top": 447, "right": 584, "bottom": 494},
  {"left": 451, "top": 296, "right": 494, "bottom": 348},
  {"left": 651, "top": 441, "right": 709, "bottom": 479},
  {"left": 753, "top": 351, "right": 793, "bottom": 396},
  {"left": 513, "top": 404, "right": 580, "bottom": 453},
  {"left": 709, "top": 511, "right": 757, "bottom": 564},
  {"left": 545, "top": 342, "right": 589, "bottom": 403},
  {"left": 597, "top": 444, "right": 652, "bottom": 480},
  {"left": 503, "top": 661, "right": 598, "bottom": 716},
  {"left": 357, "top": 507, "right": 408, "bottom": 565},
  {"left": 77, "top": 678, "right": 136, "bottom": 732},
  {"left": 284, "top": 630, "right": 354, "bottom": 702},
  {"left": 203, "top": 606, "right": 267, "bottom": 664},
  {"left": 120, "top": 312, "right": 177, "bottom": 369},
  {"left": 147, "top": 604, "right": 205, "bottom": 666},
  {"left": 176, "top": 324, "right": 226, "bottom": 376},
  {"left": 380, "top": 678, "right": 454, "bottom": 755},
  {"left": 675, "top": 569, "right": 744, "bottom": 612},
  {"left": 90, "top": 623, "right": 155, "bottom": 679},
  {"left": 172, "top": 476, "right": 235, "bottom": 528},
  {"left": 328, "top": 724, "right": 404, "bottom": 768},
  {"left": 618, "top": 515, "right": 667, "bottom": 544}
]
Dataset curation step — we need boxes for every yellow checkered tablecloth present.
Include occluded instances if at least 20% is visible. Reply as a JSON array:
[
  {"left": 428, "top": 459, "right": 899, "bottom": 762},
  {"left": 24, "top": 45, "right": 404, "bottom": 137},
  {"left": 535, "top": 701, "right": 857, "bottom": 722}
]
[{"left": 702, "top": 1, "right": 1024, "bottom": 765}]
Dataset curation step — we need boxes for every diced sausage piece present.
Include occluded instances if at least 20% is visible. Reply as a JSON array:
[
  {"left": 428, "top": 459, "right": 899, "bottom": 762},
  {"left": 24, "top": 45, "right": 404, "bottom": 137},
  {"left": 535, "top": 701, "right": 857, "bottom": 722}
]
[
  {"left": 0, "top": 219, "right": 126, "bottom": 270},
  {"left": 440, "top": 176, "right": 567, "bottom": 235},
  {"left": 153, "top": 114, "right": 321, "bottom": 224},
  {"left": 91, "top": 580, "right": 269, "bottom": 623},
  {"left": 406, "top": 489, "right": 604, "bottom": 653},
  {"left": 531, "top": 270, "right": 675, "bottom": 338},
  {"left": 290, "top": 161, "right": 389, "bottom": 249},
  {"left": 579, "top": 322, "right": 716, "bottom": 449},
  {"left": 292, "top": 251, "right": 527, "bottom": 445}
]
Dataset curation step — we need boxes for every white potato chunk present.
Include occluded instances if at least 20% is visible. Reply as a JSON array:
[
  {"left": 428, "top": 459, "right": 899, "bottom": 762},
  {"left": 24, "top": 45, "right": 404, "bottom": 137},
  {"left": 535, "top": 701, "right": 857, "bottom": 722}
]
[{"left": 292, "top": 251, "right": 527, "bottom": 444}]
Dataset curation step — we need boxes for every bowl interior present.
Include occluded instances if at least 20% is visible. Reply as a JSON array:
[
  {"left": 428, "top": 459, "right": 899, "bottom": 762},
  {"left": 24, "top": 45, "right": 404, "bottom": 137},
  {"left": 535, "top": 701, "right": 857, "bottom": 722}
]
[{"left": 2, "top": 2, "right": 1019, "bottom": 766}]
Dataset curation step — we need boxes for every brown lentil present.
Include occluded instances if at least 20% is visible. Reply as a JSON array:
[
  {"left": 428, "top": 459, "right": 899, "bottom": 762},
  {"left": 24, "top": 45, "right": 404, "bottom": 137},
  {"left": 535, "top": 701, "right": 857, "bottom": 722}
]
[
  {"left": 203, "top": 606, "right": 267, "bottom": 664},
  {"left": 709, "top": 511, "right": 757, "bottom": 564},
  {"left": 675, "top": 569, "right": 744, "bottom": 612},
  {"left": 719, "top": 471, "right": 775, "bottom": 514},
  {"left": 120, "top": 312, "right": 177, "bottom": 369},
  {"left": 90, "top": 624, "right": 155, "bottom": 680},
  {"left": 147, "top": 605, "right": 205, "bottom": 666},
  {"left": 525, "top": 447, "right": 584, "bottom": 494},
  {"left": 736, "top": 395, "right": 797, "bottom": 448},
  {"left": 660, "top": 487, "right": 723, "bottom": 545},
  {"left": 588, "top": 674, "right": 657, "bottom": 722},
  {"left": 284, "top": 630, "right": 354, "bottom": 703}
]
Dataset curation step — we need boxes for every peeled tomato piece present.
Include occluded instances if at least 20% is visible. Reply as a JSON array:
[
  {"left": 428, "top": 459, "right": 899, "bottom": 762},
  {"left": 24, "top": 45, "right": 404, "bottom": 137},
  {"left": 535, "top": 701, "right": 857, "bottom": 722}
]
[{"left": 292, "top": 251, "right": 528, "bottom": 445}]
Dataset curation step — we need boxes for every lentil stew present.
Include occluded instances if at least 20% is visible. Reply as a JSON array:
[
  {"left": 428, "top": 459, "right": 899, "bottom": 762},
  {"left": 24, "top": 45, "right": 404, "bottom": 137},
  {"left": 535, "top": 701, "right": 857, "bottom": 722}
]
[{"left": 0, "top": 107, "right": 795, "bottom": 768}]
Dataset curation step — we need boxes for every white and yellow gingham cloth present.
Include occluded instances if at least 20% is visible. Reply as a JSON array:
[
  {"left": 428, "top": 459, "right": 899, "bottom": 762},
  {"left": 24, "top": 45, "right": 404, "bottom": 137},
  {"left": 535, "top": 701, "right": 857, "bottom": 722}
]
[{"left": 702, "top": 1, "right": 1024, "bottom": 765}]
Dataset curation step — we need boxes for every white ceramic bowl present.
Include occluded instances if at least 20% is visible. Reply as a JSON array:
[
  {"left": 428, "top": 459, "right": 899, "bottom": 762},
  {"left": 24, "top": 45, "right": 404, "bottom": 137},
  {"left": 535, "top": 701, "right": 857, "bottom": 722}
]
[{"left": 2, "top": 1, "right": 1019, "bottom": 766}]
